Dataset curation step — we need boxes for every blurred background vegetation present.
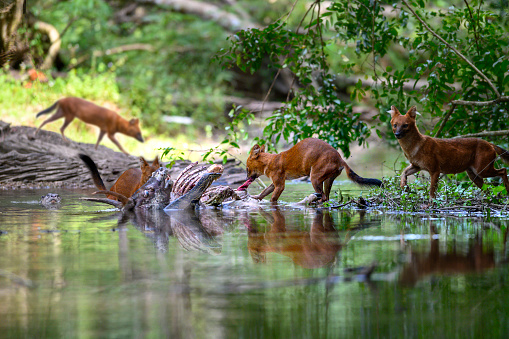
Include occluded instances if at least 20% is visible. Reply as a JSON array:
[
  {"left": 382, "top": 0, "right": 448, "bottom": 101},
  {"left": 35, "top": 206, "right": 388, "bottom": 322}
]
[{"left": 0, "top": 0, "right": 508, "bottom": 165}]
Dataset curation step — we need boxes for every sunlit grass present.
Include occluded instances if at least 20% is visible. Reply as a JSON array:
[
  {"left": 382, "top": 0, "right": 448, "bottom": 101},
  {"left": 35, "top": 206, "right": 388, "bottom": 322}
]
[{"left": 0, "top": 70, "right": 231, "bottom": 160}]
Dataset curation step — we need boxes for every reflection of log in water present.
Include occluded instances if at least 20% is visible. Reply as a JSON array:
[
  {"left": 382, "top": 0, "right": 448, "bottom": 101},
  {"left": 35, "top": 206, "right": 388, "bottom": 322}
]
[
  {"left": 120, "top": 207, "right": 226, "bottom": 254},
  {"left": 399, "top": 232, "right": 497, "bottom": 287},
  {"left": 247, "top": 208, "right": 343, "bottom": 269},
  {"left": 166, "top": 209, "right": 222, "bottom": 255}
]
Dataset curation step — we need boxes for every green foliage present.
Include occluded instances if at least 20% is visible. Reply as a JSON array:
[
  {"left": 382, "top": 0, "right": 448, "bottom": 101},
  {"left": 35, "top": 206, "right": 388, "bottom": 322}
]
[
  {"left": 219, "top": 4, "right": 366, "bottom": 156},
  {"left": 218, "top": 0, "right": 509, "bottom": 154},
  {"left": 160, "top": 147, "right": 185, "bottom": 169},
  {"left": 366, "top": 175, "right": 508, "bottom": 212},
  {"left": 0, "top": 69, "right": 120, "bottom": 119},
  {"left": 201, "top": 105, "right": 250, "bottom": 162},
  {"left": 29, "top": 0, "right": 231, "bottom": 137}
]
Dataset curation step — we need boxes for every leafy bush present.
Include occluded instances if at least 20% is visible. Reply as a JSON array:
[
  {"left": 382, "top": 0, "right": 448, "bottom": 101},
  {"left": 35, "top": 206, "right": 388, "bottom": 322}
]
[
  {"left": 365, "top": 175, "right": 508, "bottom": 212},
  {"left": 218, "top": 0, "right": 509, "bottom": 155}
]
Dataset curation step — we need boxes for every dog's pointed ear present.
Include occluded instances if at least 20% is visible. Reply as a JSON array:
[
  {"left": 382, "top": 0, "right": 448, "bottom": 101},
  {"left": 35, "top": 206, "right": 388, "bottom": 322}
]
[
  {"left": 250, "top": 144, "right": 263, "bottom": 158},
  {"left": 406, "top": 106, "right": 417, "bottom": 118},
  {"left": 388, "top": 106, "right": 400, "bottom": 118},
  {"left": 152, "top": 156, "right": 160, "bottom": 167},
  {"left": 130, "top": 118, "right": 139, "bottom": 125},
  {"left": 140, "top": 157, "right": 149, "bottom": 168}
]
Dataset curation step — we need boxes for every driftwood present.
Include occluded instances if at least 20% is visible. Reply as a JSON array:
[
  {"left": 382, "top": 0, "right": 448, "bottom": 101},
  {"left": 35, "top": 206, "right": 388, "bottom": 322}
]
[{"left": 0, "top": 121, "right": 246, "bottom": 188}]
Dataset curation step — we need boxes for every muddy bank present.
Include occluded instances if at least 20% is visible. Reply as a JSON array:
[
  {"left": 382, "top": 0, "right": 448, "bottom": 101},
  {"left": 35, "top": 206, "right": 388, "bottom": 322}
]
[{"left": 0, "top": 121, "right": 246, "bottom": 189}]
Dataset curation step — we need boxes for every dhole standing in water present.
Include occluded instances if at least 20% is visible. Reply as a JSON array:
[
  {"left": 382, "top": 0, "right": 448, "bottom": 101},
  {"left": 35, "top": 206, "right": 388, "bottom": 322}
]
[
  {"left": 246, "top": 138, "right": 382, "bottom": 203},
  {"left": 34, "top": 97, "right": 144, "bottom": 155},
  {"left": 389, "top": 105, "right": 509, "bottom": 199},
  {"left": 79, "top": 154, "right": 160, "bottom": 201}
]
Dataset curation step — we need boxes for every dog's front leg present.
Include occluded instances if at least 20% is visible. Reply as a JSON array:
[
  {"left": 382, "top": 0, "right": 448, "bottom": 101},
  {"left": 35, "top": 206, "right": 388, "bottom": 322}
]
[
  {"left": 428, "top": 171, "right": 440, "bottom": 199},
  {"left": 252, "top": 183, "right": 274, "bottom": 200},
  {"left": 269, "top": 183, "right": 286, "bottom": 203},
  {"left": 107, "top": 132, "right": 129, "bottom": 155},
  {"left": 400, "top": 164, "right": 420, "bottom": 189}
]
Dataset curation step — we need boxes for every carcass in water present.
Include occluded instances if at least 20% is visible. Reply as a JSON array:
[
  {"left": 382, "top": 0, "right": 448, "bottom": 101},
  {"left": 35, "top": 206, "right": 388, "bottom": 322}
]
[{"left": 82, "top": 160, "right": 226, "bottom": 210}]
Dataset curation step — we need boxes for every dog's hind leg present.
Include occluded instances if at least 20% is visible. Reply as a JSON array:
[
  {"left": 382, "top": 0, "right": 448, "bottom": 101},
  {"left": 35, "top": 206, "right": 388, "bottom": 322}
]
[
  {"left": 323, "top": 175, "right": 339, "bottom": 202},
  {"left": 59, "top": 116, "right": 75, "bottom": 141},
  {"left": 35, "top": 108, "right": 66, "bottom": 136},
  {"left": 466, "top": 168, "right": 484, "bottom": 189},
  {"left": 475, "top": 165, "right": 509, "bottom": 193}
]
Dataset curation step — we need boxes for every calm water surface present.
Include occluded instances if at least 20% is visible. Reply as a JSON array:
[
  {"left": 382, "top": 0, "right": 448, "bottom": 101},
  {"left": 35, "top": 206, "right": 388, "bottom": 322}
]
[{"left": 0, "top": 184, "right": 508, "bottom": 338}]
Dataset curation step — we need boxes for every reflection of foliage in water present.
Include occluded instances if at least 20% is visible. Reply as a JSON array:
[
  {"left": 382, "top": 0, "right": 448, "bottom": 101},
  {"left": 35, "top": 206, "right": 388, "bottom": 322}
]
[{"left": 1, "top": 189, "right": 509, "bottom": 337}]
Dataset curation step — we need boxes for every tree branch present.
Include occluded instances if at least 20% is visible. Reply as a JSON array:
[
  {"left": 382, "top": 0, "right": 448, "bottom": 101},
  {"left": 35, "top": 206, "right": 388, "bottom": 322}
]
[
  {"left": 454, "top": 130, "right": 509, "bottom": 138},
  {"left": 334, "top": 74, "right": 461, "bottom": 92},
  {"left": 69, "top": 43, "right": 154, "bottom": 69},
  {"left": 34, "top": 20, "right": 61, "bottom": 70},
  {"left": 434, "top": 96, "right": 509, "bottom": 137},
  {"left": 451, "top": 96, "right": 509, "bottom": 106},
  {"left": 0, "top": 0, "right": 24, "bottom": 52},
  {"left": 401, "top": 0, "right": 501, "bottom": 98},
  {"left": 141, "top": 0, "right": 259, "bottom": 31},
  {"left": 433, "top": 103, "right": 456, "bottom": 137}
]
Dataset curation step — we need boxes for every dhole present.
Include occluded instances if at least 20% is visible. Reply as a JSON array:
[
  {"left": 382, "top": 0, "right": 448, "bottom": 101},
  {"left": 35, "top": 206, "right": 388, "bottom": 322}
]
[
  {"left": 34, "top": 97, "right": 144, "bottom": 155},
  {"left": 79, "top": 153, "right": 160, "bottom": 201},
  {"left": 246, "top": 138, "right": 382, "bottom": 202},
  {"left": 390, "top": 105, "right": 509, "bottom": 198}
]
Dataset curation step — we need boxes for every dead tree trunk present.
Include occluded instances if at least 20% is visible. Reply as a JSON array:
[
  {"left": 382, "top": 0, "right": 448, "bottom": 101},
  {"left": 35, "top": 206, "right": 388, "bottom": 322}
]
[{"left": 0, "top": 121, "right": 246, "bottom": 188}]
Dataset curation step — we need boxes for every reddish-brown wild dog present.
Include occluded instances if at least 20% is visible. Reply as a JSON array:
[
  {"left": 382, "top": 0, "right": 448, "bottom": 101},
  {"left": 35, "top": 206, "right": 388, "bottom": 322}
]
[
  {"left": 246, "top": 138, "right": 382, "bottom": 203},
  {"left": 34, "top": 97, "right": 144, "bottom": 155},
  {"left": 390, "top": 105, "right": 509, "bottom": 198},
  {"left": 79, "top": 154, "right": 160, "bottom": 201}
]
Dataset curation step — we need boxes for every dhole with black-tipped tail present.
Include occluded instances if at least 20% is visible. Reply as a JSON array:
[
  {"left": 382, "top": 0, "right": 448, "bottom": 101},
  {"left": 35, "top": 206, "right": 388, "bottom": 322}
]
[
  {"left": 79, "top": 154, "right": 160, "bottom": 201},
  {"left": 246, "top": 138, "right": 382, "bottom": 203}
]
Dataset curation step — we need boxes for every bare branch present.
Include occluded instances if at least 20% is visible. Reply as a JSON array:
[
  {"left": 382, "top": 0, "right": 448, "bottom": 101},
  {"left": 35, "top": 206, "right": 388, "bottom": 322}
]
[
  {"left": 454, "top": 130, "right": 509, "bottom": 138},
  {"left": 433, "top": 103, "right": 456, "bottom": 137},
  {"left": 140, "top": 0, "right": 259, "bottom": 31},
  {"left": 96, "top": 43, "right": 154, "bottom": 56},
  {"left": 34, "top": 21, "right": 61, "bottom": 70},
  {"left": 451, "top": 96, "right": 509, "bottom": 106},
  {"left": 434, "top": 96, "right": 509, "bottom": 137},
  {"left": 69, "top": 43, "right": 154, "bottom": 69},
  {"left": 334, "top": 74, "right": 461, "bottom": 92},
  {"left": 401, "top": 0, "right": 501, "bottom": 98}
]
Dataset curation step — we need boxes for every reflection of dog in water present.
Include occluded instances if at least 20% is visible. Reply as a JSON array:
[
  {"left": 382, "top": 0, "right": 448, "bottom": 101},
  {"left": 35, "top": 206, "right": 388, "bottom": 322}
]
[
  {"left": 40, "top": 193, "right": 61, "bottom": 208},
  {"left": 247, "top": 208, "right": 342, "bottom": 269},
  {"left": 399, "top": 233, "right": 495, "bottom": 287}
]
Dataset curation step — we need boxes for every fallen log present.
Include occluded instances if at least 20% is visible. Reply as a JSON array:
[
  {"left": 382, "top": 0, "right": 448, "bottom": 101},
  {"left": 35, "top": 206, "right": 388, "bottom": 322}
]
[{"left": 0, "top": 121, "right": 246, "bottom": 188}]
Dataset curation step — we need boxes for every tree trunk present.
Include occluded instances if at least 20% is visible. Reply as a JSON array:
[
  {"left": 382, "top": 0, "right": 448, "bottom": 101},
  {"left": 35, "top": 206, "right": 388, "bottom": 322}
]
[
  {"left": 0, "top": 121, "right": 246, "bottom": 188},
  {"left": 0, "top": 0, "right": 25, "bottom": 66}
]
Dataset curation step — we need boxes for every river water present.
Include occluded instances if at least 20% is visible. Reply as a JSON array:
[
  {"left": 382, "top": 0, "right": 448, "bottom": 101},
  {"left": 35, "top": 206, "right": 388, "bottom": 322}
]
[{"left": 0, "top": 184, "right": 508, "bottom": 338}]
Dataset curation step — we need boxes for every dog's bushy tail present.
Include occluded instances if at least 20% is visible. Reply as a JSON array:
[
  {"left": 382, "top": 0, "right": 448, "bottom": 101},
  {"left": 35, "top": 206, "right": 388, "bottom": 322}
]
[
  {"left": 36, "top": 101, "right": 59, "bottom": 118},
  {"left": 494, "top": 145, "right": 509, "bottom": 164},
  {"left": 344, "top": 164, "right": 382, "bottom": 187},
  {"left": 79, "top": 154, "right": 107, "bottom": 191}
]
